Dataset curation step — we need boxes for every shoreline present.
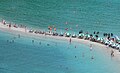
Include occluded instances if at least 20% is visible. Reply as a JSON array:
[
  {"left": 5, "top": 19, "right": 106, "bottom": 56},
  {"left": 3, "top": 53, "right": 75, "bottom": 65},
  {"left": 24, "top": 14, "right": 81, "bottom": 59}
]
[{"left": 0, "top": 22, "right": 120, "bottom": 62}]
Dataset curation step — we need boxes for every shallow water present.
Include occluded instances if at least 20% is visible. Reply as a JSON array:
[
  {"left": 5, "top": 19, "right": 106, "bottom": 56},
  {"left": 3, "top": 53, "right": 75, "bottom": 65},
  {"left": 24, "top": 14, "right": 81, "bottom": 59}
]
[
  {"left": 0, "top": 31, "right": 120, "bottom": 73},
  {"left": 0, "top": 0, "right": 120, "bottom": 73}
]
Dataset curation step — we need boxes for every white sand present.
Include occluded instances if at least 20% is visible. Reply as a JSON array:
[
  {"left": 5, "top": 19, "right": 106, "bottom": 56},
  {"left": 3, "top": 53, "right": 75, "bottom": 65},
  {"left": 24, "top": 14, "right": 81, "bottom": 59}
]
[{"left": 0, "top": 22, "right": 120, "bottom": 61}]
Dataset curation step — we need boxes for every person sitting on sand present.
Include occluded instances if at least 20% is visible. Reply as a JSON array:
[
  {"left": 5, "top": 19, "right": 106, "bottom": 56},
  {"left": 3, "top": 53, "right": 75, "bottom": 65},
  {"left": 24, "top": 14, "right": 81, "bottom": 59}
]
[
  {"left": 14, "top": 24, "right": 18, "bottom": 28},
  {"left": 8, "top": 23, "right": 11, "bottom": 28},
  {"left": 2, "top": 19, "right": 6, "bottom": 25}
]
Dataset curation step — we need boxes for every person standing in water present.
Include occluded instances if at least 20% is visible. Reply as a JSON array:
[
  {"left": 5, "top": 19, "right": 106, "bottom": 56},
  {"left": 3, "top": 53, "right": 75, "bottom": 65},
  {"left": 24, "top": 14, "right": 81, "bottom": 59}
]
[
  {"left": 75, "top": 45, "right": 76, "bottom": 48},
  {"left": 18, "top": 34, "right": 20, "bottom": 38},
  {"left": 69, "top": 38, "right": 71, "bottom": 44},
  {"left": 111, "top": 49, "right": 114, "bottom": 57},
  {"left": 75, "top": 56, "right": 77, "bottom": 58},
  {"left": 32, "top": 40, "right": 34, "bottom": 43},
  {"left": 82, "top": 53, "right": 84, "bottom": 57},
  {"left": 90, "top": 44, "right": 93, "bottom": 51},
  {"left": 39, "top": 42, "right": 41, "bottom": 45}
]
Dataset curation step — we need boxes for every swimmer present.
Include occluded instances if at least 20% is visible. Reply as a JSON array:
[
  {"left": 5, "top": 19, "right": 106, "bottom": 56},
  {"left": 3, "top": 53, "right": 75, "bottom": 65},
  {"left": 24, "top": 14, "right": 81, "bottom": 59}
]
[
  {"left": 47, "top": 44, "right": 50, "bottom": 46},
  {"left": 12, "top": 40, "right": 14, "bottom": 43},
  {"left": 18, "top": 34, "right": 20, "bottom": 38},
  {"left": 76, "top": 24, "right": 78, "bottom": 28},
  {"left": 65, "top": 21, "right": 68, "bottom": 24},
  {"left": 75, "top": 56, "right": 77, "bottom": 58},
  {"left": 75, "top": 45, "right": 76, "bottom": 48},
  {"left": 32, "top": 40, "right": 34, "bottom": 43},
  {"left": 59, "top": 65, "right": 62, "bottom": 67},
  {"left": 7, "top": 40, "right": 9, "bottom": 43},
  {"left": 82, "top": 53, "right": 84, "bottom": 57},
  {"left": 67, "top": 46, "right": 69, "bottom": 49},
  {"left": 91, "top": 56, "right": 94, "bottom": 59},
  {"left": 39, "top": 42, "right": 41, "bottom": 45},
  {"left": 66, "top": 67, "right": 68, "bottom": 70}
]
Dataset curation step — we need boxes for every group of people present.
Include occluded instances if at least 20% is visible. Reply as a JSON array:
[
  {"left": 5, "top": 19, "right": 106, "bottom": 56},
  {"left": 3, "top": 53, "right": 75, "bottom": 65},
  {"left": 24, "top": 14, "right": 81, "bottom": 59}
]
[
  {"left": 48, "top": 26, "right": 56, "bottom": 31},
  {"left": 1, "top": 19, "right": 116, "bottom": 59},
  {"left": 1, "top": 19, "right": 26, "bottom": 30},
  {"left": 69, "top": 38, "right": 94, "bottom": 60}
]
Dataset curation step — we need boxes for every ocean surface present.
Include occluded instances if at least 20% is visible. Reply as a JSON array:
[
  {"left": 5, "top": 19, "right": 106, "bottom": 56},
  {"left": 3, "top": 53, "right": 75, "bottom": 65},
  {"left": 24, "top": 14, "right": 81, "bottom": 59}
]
[
  {"left": 0, "top": 0, "right": 120, "bottom": 73},
  {"left": 0, "top": 0, "right": 120, "bottom": 35}
]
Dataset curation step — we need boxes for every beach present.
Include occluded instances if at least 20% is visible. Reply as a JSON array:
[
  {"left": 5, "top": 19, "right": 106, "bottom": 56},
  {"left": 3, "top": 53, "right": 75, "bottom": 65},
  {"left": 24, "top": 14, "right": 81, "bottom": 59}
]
[
  {"left": 1, "top": 0, "right": 120, "bottom": 73},
  {"left": 0, "top": 22, "right": 120, "bottom": 62}
]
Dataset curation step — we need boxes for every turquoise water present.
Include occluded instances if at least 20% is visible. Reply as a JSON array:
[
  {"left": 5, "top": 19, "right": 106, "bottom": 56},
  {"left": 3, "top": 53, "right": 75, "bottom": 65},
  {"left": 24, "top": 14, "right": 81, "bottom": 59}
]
[
  {"left": 0, "top": 0, "right": 120, "bottom": 73},
  {"left": 0, "top": 31, "right": 120, "bottom": 73},
  {"left": 0, "top": 0, "right": 120, "bottom": 35}
]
